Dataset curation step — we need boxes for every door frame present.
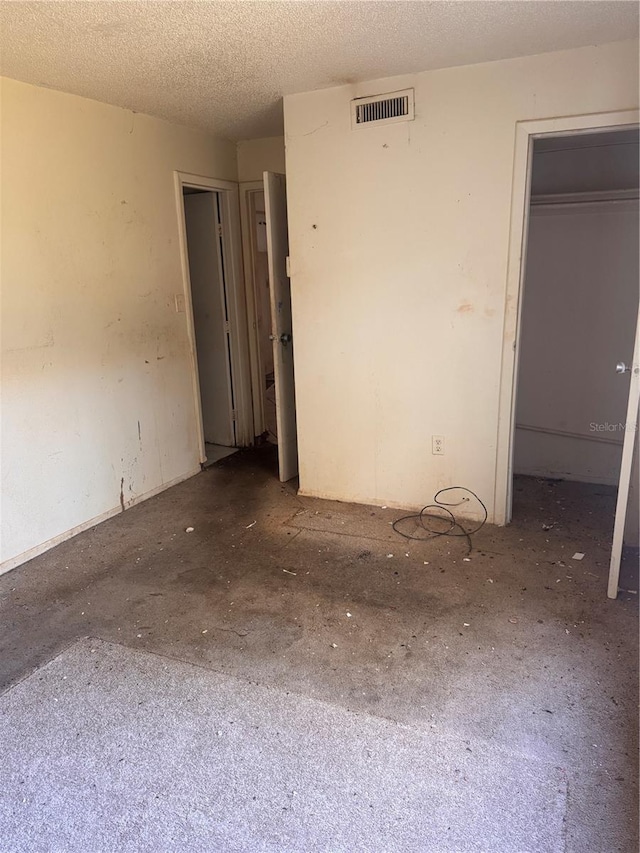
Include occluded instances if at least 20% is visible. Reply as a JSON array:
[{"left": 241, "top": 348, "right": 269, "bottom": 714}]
[
  {"left": 494, "top": 109, "right": 640, "bottom": 526},
  {"left": 174, "top": 172, "right": 254, "bottom": 462},
  {"left": 239, "top": 180, "right": 268, "bottom": 439}
]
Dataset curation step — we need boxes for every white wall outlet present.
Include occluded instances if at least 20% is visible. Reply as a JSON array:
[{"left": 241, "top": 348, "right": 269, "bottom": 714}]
[{"left": 432, "top": 435, "right": 445, "bottom": 455}]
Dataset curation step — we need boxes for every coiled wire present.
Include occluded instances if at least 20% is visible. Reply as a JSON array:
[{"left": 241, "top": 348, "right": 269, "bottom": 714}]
[{"left": 392, "top": 487, "right": 487, "bottom": 554}]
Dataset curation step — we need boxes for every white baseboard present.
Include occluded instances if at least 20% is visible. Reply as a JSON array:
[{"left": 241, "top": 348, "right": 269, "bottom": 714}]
[
  {"left": 297, "top": 486, "right": 417, "bottom": 512},
  {"left": 0, "top": 466, "right": 202, "bottom": 577},
  {"left": 297, "top": 487, "right": 492, "bottom": 522}
]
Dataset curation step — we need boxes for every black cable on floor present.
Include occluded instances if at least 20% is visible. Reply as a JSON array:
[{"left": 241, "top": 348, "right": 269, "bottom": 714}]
[{"left": 392, "top": 487, "right": 488, "bottom": 554}]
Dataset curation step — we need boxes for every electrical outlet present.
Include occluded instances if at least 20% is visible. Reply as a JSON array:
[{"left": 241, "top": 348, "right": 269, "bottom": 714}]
[
  {"left": 432, "top": 435, "right": 445, "bottom": 455},
  {"left": 174, "top": 293, "right": 185, "bottom": 314}
]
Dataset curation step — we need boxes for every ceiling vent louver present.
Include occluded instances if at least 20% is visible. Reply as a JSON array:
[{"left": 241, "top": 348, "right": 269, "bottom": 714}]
[{"left": 351, "top": 89, "right": 414, "bottom": 130}]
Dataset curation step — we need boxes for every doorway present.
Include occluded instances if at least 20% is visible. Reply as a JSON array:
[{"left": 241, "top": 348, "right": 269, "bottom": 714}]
[
  {"left": 175, "top": 173, "right": 254, "bottom": 467},
  {"left": 514, "top": 129, "right": 638, "bottom": 485},
  {"left": 183, "top": 187, "right": 237, "bottom": 465},
  {"left": 503, "top": 122, "right": 639, "bottom": 597},
  {"left": 242, "top": 187, "right": 278, "bottom": 444},
  {"left": 240, "top": 173, "right": 299, "bottom": 483}
]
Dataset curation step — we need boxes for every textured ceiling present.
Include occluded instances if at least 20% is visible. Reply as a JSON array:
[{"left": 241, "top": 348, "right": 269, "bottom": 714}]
[{"left": 1, "top": 1, "right": 638, "bottom": 140}]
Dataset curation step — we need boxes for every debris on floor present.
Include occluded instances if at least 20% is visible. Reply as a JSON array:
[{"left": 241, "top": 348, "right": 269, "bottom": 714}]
[
  {"left": 1, "top": 457, "right": 637, "bottom": 853},
  {"left": 572, "top": 552, "right": 585, "bottom": 560}
]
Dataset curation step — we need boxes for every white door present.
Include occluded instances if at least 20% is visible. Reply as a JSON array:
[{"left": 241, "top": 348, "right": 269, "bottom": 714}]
[
  {"left": 263, "top": 172, "right": 298, "bottom": 482},
  {"left": 608, "top": 305, "right": 640, "bottom": 599},
  {"left": 183, "top": 192, "right": 236, "bottom": 447}
]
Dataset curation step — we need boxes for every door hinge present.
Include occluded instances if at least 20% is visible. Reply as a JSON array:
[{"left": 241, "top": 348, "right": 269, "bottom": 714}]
[
  {"left": 217, "top": 223, "right": 223, "bottom": 237},
  {"left": 285, "top": 256, "right": 291, "bottom": 277},
  {"left": 231, "top": 409, "right": 237, "bottom": 421},
  {"left": 224, "top": 321, "right": 231, "bottom": 334}
]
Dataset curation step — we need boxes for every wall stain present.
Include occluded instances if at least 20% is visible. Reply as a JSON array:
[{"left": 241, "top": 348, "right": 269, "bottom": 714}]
[
  {"left": 120, "top": 477, "right": 125, "bottom": 511},
  {"left": 457, "top": 302, "right": 474, "bottom": 313}
]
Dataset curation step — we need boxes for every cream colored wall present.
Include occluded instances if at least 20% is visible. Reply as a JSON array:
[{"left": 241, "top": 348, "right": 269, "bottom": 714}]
[
  {"left": 1, "top": 77, "right": 238, "bottom": 571},
  {"left": 283, "top": 41, "right": 639, "bottom": 518},
  {"left": 237, "top": 136, "right": 286, "bottom": 182}
]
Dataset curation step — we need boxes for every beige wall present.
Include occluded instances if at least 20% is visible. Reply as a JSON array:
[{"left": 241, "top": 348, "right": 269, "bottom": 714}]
[
  {"left": 1, "top": 77, "right": 238, "bottom": 570},
  {"left": 237, "top": 136, "right": 286, "bottom": 182},
  {"left": 283, "top": 41, "right": 639, "bottom": 518}
]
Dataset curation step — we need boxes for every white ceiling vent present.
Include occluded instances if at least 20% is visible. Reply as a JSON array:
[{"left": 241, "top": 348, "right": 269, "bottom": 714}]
[{"left": 351, "top": 89, "right": 414, "bottom": 130}]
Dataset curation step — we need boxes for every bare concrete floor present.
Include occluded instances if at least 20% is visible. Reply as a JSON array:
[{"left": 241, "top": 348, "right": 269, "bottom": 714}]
[{"left": 1, "top": 446, "right": 638, "bottom": 852}]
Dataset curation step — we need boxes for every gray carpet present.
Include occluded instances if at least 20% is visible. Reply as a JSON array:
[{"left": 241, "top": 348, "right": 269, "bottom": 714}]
[{"left": 0, "top": 639, "right": 567, "bottom": 853}]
